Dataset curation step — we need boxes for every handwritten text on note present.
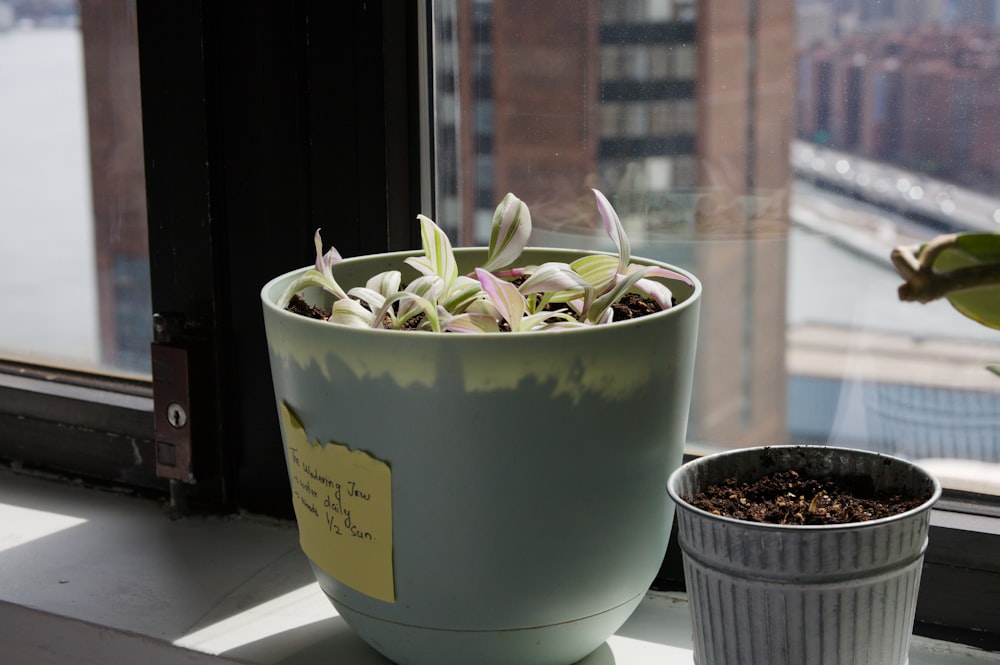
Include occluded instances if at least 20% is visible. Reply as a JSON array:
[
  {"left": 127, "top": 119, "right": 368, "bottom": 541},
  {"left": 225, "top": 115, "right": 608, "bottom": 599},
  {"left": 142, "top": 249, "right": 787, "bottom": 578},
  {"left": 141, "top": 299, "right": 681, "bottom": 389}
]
[{"left": 280, "top": 402, "right": 394, "bottom": 603}]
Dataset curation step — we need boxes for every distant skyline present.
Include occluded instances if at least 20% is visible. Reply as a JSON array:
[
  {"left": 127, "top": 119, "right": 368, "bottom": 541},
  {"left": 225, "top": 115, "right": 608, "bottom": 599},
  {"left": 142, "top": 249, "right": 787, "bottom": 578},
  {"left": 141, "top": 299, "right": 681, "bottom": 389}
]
[
  {"left": 797, "top": 0, "right": 1000, "bottom": 48},
  {"left": 797, "top": 23, "right": 1000, "bottom": 194}
]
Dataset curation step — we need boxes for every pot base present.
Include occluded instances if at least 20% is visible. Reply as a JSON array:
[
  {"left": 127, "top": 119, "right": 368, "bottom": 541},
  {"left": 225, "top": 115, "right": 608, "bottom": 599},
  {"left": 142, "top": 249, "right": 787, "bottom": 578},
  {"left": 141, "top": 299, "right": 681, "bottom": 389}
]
[{"left": 326, "top": 592, "right": 645, "bottom": 665}]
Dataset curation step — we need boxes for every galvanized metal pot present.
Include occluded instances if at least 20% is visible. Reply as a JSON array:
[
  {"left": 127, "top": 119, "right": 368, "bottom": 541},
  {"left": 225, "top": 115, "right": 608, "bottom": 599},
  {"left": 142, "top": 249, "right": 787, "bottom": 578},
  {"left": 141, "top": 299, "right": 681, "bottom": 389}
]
[
  {"left": 262, "top": 247, "right": 702, "bottom": 665},
  {"left": 667, "top": 445, "right": 941, "bottom": 665}
]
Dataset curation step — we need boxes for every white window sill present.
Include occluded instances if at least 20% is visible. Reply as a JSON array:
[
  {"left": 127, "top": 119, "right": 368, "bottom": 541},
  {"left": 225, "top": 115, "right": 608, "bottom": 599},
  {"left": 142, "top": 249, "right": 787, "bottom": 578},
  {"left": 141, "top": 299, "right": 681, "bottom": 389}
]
[{"left": 0, "top": 467, "right": 996, "bottom": 665}]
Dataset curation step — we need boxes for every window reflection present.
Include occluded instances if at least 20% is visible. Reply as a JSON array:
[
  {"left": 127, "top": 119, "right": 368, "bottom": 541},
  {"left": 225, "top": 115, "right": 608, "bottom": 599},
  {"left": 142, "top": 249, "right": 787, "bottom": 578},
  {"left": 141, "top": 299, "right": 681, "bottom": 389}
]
[
  {"left": 432, "top": 0, "right": 1000, "bottom": 493},
  {"left": 0, "top": 0, "right": 150, "bottom": 376},
  {"left": 433, "top": 0, "right": 792, "bottom": 452},
  {"left": 793, "top": 0, "right": 1000, "bottom": 488}
]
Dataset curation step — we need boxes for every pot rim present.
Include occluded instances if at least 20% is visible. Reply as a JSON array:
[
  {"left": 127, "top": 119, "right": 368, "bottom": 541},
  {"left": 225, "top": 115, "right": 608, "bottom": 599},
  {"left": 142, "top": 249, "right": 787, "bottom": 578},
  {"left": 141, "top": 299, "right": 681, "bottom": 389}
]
[
  {"left": 261, "top": 246, "right": 702, "bottom": 340},
  {"left": 666, "top": 444, "right": 943, "bottom": 532}
]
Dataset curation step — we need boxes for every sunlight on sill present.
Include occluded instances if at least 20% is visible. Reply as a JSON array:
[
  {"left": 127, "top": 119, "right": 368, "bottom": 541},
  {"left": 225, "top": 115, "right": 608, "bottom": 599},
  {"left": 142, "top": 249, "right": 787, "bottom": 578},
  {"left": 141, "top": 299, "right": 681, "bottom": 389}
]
[
  {"left": 918, "top": 459, "right": 1000, "bottom": 497},
  {"left": 0, "top": 502, "right": 87, "bottom": 554},
  {"left": 173, "top": 583, "right": 331, "bottom": 655},
  {"left": 173, "top": 584, "right": 697, "bottom": 663},
  {"left": 603, "top": 634, "right": 694, "bottom": 662}
]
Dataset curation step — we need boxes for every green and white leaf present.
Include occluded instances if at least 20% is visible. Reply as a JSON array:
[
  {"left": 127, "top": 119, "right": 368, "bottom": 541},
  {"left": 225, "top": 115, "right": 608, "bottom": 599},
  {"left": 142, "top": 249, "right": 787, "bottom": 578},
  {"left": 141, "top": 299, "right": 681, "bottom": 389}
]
[
  {"left": 408, "top": 214, "right": 458, "bottom": 288},
  {"left": 441, "top": 311, "right": 501, "bottom": 333},
  {"left": 475, "top": 268, "right": 525, "bottom": 329},
  {"left": 518, "top": 309, "right": 578, "bottom": 332},
  {"left": 348, "top": 286, "right": 386, "bottom": 312},
  {"left": 396, "top": 275, "right": 443, "bottom": 324},
  {"left": 518, "top": 262, "right": 590, "bottom": 295},
  {"left": 589, "top": 265, "right": 657, "bottom": 323},
  {"left": 278, "top": 270, "right": 337, "bottom": 309},
  {"left": 932, "top": 233, "right": 1000, "bottom": 330},
  {"left": 570, "top": 254, "right": 619, "bottom": 291},
  {"left": 482, "top": 193, "right": 531, "bottom": 272},
  {"left": 366, "top": 270, "right": 402, "bottom": 297},
  {"left": 330, "top": 298, "right": 376, "bottom": 328},
  {"left": 593, "top": 189, "right": 630, "bottom": 274},
  {"left": 441, "top": 275, "right": 484, "bottom": 313}
]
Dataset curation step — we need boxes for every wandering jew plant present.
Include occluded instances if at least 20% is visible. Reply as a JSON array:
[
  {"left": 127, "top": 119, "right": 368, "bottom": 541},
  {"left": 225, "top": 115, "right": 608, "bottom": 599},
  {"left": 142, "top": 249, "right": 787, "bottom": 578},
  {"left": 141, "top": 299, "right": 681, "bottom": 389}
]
[{"left": 280, "top": 189, "right": 692, "bottom": 333}]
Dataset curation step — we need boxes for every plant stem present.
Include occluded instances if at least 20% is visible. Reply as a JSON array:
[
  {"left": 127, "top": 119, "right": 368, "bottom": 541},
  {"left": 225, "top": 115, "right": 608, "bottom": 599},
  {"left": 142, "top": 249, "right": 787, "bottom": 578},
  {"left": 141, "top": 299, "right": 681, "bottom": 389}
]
[{"left": 891, "top": 235, "right": 1000, "bottom": 304}]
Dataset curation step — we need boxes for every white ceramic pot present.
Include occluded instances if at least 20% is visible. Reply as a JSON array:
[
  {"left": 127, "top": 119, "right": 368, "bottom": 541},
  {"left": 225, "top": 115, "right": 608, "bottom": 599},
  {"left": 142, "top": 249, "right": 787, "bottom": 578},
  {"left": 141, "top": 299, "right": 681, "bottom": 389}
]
[{"left": 262, "top": 247, "right": 702, "bottom": 665}]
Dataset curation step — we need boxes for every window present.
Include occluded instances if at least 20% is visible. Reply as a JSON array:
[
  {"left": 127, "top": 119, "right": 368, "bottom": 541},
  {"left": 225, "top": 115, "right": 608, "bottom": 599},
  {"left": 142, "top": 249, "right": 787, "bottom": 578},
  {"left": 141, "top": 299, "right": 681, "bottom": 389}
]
[
  {"left": 431, "top": 0, "right": 1000, "bottom": 493},
  {"left": 430, "top": 0, "right": 1000, "bottom": 647},
  {"left": 1, "top": 0, "right": 996, "bottom": 650},
  {"left": 0, "top": 0, "right": 158, "bottom": 491},
  {"left": 1, "top": 1, "right": 428, "bottom": 510},
  {"left": 0, "top": 1, "right": 151, "bottom": 377}
]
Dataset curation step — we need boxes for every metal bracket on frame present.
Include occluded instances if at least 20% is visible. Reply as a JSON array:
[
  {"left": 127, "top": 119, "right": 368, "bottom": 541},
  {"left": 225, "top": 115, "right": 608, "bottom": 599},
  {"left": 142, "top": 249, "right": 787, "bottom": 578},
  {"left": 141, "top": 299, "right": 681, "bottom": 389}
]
[{"left": 151, "top": 314, "right": 195, "bottom": 484}]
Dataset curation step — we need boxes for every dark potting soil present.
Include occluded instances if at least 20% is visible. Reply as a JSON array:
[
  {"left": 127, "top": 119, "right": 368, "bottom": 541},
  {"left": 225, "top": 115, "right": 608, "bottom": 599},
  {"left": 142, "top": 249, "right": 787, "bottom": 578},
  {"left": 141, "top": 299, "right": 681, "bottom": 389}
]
[
  {"left": 286, "top": 294, "right": 427, "bottom": 329},
  {"left": 684, "top": 469, "right": 930, "bottom": 526},
  {"left": 286, "top": 294, "right": 329, "bottom": 320},
  {"left": 285, "top": 292, "right": 664, "bottom": 329}
]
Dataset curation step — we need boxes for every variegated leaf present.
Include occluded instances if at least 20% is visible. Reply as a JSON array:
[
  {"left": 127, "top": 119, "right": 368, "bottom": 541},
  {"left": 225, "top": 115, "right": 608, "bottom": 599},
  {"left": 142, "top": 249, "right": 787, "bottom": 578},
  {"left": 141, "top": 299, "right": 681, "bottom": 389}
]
[
  {"left": 475, "top": 268, "right": 525, "bottom": 328},
  {"left": 417, "top": 214, "right": 458, "bottom": 287},
  {"left": 482, "top": 193, "right": 532, "bottom": 272},
  {"left": 593, "top": 189, "right": 629, "bottom": 274},
  {"left": 330, "top": 298, "right": 375, "bottom": 328}
]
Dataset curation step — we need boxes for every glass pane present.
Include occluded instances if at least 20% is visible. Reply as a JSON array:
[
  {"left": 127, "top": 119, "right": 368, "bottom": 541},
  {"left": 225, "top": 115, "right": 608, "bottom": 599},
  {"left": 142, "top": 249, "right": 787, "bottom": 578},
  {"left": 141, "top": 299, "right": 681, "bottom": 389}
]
[
  {"left": 431, "top": 0, "right": 1000, "bottom": 495},
  {"left": 0, "top": 0, "right": 151, "bottom": 376}
]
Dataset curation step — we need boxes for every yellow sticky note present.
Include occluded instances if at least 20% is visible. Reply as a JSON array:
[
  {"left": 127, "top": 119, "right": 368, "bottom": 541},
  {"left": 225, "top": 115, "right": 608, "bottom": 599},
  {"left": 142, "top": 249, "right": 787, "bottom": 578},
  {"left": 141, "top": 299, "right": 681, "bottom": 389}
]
[{"left": 279, "top": 403, "right": 394, "bottom": 603}]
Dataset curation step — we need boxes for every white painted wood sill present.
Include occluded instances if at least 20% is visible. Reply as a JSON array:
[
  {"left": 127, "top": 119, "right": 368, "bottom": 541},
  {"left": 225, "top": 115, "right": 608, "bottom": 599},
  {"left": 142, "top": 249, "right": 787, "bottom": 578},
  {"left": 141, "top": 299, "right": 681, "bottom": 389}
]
[{"left": 0, "top": 468, "right": 996, "bottom": 665}]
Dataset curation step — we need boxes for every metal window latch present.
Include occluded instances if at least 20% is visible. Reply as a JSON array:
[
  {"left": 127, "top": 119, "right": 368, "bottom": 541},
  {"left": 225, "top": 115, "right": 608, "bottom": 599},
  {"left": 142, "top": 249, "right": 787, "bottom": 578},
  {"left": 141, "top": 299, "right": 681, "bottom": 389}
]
[{"left": 152, "top": 313, "right": 195, "bottom": 484}]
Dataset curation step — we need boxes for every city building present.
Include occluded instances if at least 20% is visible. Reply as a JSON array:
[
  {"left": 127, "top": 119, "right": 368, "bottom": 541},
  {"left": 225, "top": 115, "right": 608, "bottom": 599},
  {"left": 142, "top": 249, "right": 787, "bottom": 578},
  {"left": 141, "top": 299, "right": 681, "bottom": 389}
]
[
  {"left": 435, "top": 0, "right": 795, "bottom": 448},
  {"left": 81, "top": 0, "right": 151, "bottom": 374},
  {"left": 798, "top": 23, "right": 1000, "bottom": 192}
]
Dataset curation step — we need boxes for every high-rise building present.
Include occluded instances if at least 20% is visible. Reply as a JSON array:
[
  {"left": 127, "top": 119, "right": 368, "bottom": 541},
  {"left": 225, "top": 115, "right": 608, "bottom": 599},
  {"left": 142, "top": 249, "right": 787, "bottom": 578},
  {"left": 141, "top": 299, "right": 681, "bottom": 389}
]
[
  {"left": 435, "top": 0, "right": 795, "bottom": 447},
  {"left": 81, "top": 0, "right": 151, "bottom": 374}
]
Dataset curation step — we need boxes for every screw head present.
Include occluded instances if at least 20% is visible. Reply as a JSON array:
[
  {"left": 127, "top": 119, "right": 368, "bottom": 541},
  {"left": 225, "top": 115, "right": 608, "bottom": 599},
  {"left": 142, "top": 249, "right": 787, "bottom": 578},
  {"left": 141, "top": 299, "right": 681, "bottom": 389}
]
[{"left": 166, "top": 402, "right": 188, "bottom": 429}]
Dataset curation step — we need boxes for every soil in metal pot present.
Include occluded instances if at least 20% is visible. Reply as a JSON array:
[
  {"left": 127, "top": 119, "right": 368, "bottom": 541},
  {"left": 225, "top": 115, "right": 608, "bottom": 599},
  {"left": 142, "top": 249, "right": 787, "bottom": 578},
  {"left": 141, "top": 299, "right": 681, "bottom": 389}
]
[{"left": 684, "top": 468, "right": 931, "bottom": 526}]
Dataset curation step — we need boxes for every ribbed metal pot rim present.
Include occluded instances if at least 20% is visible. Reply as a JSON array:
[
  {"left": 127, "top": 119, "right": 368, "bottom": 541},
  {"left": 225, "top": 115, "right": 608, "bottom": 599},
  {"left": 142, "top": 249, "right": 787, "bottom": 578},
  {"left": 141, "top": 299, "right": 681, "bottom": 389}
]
[{"left": 667, "top": 444, "right": 942, "bottom": 533}]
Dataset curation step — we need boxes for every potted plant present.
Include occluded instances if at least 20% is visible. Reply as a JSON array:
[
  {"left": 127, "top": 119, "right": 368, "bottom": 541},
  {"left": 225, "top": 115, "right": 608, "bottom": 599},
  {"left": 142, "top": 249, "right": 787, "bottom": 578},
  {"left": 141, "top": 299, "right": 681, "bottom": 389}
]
[
  {"left": 260, "top": 190, "right": 702, "bottom": 665},
  {"left": 662, "top": 231, "right": 1000, "bottom": 665},
  {"left": 667, "top": 444, "right": 941, "bottom": 665}
]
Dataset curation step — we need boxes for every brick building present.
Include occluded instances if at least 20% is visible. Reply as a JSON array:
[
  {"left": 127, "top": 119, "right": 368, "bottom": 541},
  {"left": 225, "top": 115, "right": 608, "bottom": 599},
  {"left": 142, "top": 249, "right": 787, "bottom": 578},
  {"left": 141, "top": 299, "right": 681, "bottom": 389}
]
[
  {"left": 80, "top": 0, "right": 151, "bottom": 374},
  {"left": 438, "top": 0, "right": 795, "bottom": 447},
  {"left": 797, "top": 23, "right": 1000, "bottom": 189}
]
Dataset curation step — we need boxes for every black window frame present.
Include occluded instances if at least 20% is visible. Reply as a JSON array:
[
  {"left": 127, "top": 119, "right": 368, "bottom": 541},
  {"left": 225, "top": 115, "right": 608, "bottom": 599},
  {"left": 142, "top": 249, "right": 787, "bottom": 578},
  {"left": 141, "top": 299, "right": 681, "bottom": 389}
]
[
  {"left": 0, "top": 0, "right": 996, "bottom": 652},
  {"left": 0, "top": 360, "right": 159, "bottom": 491},
  {"left": 135, "top": 0, "right": 426, "bottom": 514}
]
